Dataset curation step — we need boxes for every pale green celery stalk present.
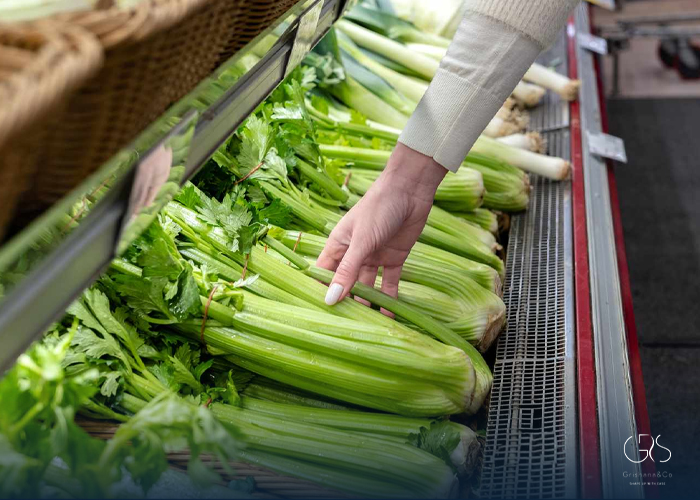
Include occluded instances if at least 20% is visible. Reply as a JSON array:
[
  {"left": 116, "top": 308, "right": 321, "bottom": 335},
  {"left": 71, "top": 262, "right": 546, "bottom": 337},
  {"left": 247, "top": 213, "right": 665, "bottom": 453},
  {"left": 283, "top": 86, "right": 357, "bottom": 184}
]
[
  {"left": 347, "top": 167, "right": 485, "bottom": 212},
  {"left": 166, "top": 203, "right": 403, "bottom": 329},
  {"left": 331, "top": 75, "right": 409, "bottom": 129},
  {"left": 182, "top": 320, "right": 471, "bottom": 417},
  {"left": 276, "top": 229, "right": 502, "bottom": 294},
  {"left": 424, "top": 205, "right": 497, "bottom": 250},
  {"left": 377, "top": 264, "right": 507, "bottom": 352},
  {"left": 463, "top": 157, "right": 530, "bottom": 212},
  {"left": 180, "top": 247, "right": 324, "bottom": 311},
  {"left": 482, "top": 189, "right": 530, "bottom": 212},
  {"left": 243, "top": 379, "right": 353, "bottom": 410},
  {"left": 168, "top": 200, "right": 476, "bottom": 335},
  {"left": 454, "top": 209, "right": 500, "bottom": 234},
  {"left": 207, "top": 292, "right": 470, "bottom": 384},
  {"left": 241, "top": 395, "right": 427, "bottom": 436},
  {"left": 337, "top": 31, "right": 428, "bottom": 103},
  {"left": 342, "top": 50, "right": 417, "bottom": 116},
  {"left": 305, "top": 265, "right": 491, "bottom": 414},
  {"left": 239, "top": 396, "right": 480, "bottom": 477},
  {"left": 258, "top": 181, "right": 334, "bottom": 233},
  {"left": 294, "top": 157, "right": 348, "bottom": 203},
  {"left": 259, "top": 240, "right": 492, "bottom": 408},
  {"left": 336, "top": 20, "right": 438, "bottom": 79},
  {"left": 167, "top": 201, "right": 489, "bottom": 412},
  {"left": 211, "top": 404, "right": 457, "bottom": 499},
  {"left": 419, "top": 224, "right": 504, "bottom": 275}
]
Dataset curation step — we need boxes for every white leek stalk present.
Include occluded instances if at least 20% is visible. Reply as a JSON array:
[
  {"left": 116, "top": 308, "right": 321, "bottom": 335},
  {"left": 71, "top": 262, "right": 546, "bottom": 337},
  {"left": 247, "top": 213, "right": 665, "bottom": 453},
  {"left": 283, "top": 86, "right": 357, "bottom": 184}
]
[
  {"left": 483, "top": 116, "right": 520, "bottom": 138},
  {"left": 404, "top": 42, "right": 446, "bottom": 61},
  {"left": 337, "top": 32, "right": 429, "bottom": 102},
  {"left": 473, "top": 136, "right": 569, "bottom": 180},
  {"left": 336, "top": 20, "right": 439, "bottom": 79},
  {"left": 512, "top": 81, "right": 546, "bottom": 107},
  {"left": 523, "top": 62, "right": 580, "bottom": 101},
  {"left": 497, "top": 132, "right": 546, "bottom": 154},
  {"left": 388, "top": 0, "right": 465, "bottom": 38}
]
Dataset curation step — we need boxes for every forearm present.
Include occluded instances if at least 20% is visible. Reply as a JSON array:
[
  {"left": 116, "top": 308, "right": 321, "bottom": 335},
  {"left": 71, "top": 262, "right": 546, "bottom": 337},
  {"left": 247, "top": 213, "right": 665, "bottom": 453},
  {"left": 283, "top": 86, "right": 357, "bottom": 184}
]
[{"left": 399, "top": 0, "right": 579, "bottom": 172}]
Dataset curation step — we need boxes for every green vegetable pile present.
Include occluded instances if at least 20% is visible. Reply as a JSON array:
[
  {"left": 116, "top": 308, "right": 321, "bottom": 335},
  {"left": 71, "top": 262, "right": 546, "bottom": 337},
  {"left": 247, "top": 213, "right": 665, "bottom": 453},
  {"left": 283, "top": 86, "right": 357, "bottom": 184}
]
[{"left": 0, "top": 3, "right": 569, "bottom": 498}]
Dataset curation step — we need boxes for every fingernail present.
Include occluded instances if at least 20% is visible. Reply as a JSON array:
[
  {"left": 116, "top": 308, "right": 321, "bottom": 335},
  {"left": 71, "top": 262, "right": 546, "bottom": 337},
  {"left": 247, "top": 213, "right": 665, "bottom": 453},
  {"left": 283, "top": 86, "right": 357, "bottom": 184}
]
[{"left": 325, "top": 283, "right": 344, "bottom": 305}]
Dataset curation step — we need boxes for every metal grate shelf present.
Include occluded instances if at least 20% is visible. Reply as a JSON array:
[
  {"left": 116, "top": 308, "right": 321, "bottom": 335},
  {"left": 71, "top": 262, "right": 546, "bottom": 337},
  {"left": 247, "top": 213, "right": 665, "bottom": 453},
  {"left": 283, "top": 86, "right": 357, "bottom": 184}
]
[{"left": 479, "top": 32, "right": 577, "bottom": 499}]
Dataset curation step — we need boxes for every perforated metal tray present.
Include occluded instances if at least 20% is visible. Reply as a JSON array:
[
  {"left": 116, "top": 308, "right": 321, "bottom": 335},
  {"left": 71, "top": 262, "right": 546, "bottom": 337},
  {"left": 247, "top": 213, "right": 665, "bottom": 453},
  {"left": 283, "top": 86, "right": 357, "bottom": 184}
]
[{"left": 478, "top": 33, "right": 578, "bottom": 499}]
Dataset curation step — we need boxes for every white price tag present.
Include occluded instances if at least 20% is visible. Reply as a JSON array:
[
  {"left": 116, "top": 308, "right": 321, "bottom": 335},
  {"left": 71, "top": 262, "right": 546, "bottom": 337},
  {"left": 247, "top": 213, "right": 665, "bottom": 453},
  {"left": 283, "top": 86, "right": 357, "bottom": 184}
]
[
  {"left": 579, "top": 33, "right": 608, "bottom": 55},
  {"left": 285, "top": 1, "right": 323, "bottom": 77},
  {"left": 587, "top": 131, "right": 627, "bottom": 163}
]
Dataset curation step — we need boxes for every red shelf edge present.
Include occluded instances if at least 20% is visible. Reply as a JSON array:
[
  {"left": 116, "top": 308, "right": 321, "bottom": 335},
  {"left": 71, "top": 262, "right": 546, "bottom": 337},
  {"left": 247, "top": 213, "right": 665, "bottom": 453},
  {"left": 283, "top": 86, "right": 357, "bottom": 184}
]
[{"left": 567, "top": 14, "right": 603, "bottom": 499}]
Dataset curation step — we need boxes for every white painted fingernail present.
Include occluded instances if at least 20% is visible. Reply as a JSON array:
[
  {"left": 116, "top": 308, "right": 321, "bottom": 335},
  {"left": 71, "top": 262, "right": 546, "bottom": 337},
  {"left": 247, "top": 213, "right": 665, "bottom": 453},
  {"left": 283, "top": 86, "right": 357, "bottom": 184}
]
[{"left": 325, "top": 283, "right": 344, "bottom": 305}]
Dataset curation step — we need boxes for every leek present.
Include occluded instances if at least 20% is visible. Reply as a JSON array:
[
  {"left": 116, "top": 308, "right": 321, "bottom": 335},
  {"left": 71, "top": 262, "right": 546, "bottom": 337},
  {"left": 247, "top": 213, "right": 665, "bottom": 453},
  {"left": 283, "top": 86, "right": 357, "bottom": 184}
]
[
  {"left": 497, "top": 132, "right": 546, "bottom": 154},
  {"left": 337, "top": 30, "right": 429, "bottom": 102},
  {"left": 524, "top": 62, "right": 581, "bottom": 101},
  {"left": 336, "top": 20, "right": 439, "bottom": 79},
  {"left": 344, "top": 5, "right": 452, "bottom": 48},
  {"left": 472, "top": 135, "right": 570, "bottom": 180},
  {"left": 512, "top": 81, "right": 546, "bottom": 107}
]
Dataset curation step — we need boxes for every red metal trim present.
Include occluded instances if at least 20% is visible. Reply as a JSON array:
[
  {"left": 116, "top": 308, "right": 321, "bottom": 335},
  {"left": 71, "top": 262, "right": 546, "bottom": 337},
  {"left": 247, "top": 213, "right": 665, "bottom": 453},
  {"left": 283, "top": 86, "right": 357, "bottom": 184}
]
[
  {"left": 567, "top": 15, "right": 603, "bottom": 499},
  {"left": 592, "top": 37, "right": 658, "bottom": 500}
]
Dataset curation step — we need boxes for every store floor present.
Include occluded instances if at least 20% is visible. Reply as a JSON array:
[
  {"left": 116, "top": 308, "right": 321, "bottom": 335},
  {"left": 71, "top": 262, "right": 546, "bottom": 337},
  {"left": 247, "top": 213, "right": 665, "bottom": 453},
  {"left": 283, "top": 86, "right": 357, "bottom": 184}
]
[{"left": 608, "top": 98, "right": 700, "bottom": 498}]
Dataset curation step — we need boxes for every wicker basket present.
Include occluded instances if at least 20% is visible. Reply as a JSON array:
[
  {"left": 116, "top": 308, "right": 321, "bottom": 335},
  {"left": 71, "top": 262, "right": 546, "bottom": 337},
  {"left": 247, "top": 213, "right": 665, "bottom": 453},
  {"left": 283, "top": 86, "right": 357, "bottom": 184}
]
[
  {"left": 18, "top": 0, "right": 212, "bottom": 217},
  {"left": 18, "top": 0, "right": 305, "bottom": 222},
  {"left": 78, "top": 417, "right": 349, "bottom": 499},
  {"left": 215, "top": 0, "right": 303, "bottom": 68},
  {"left": 0, "top": 21, "right": 102, "bottom": 240}
]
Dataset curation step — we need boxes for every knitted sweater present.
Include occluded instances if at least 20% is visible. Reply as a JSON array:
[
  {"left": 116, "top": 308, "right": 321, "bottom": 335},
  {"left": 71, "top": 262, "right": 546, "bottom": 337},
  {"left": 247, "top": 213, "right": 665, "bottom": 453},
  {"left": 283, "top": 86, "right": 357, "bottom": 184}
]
[{"left": 399, "top": 0, "right": 580, "bottom": 171}]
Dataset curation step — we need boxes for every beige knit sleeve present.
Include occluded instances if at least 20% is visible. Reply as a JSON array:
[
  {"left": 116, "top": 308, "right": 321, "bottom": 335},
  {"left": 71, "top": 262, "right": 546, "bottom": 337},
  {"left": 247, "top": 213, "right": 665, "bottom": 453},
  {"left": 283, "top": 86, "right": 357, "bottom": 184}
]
[{"left": 399, "top": 0, "right": 579, "bottom": 172}]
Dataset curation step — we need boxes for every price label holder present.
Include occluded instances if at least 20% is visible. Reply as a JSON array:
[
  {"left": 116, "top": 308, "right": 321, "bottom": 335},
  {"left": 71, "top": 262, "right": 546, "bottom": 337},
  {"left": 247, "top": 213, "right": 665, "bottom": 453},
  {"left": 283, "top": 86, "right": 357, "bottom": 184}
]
[
  {"left": 587, "top": 131, "right": 628, "bottom": 163},
  {"left": 578, "top": 33, "right": 609, "bottom": 55},
  {"left": 285, "top": 0, "right": 323, "bottom": 77}
]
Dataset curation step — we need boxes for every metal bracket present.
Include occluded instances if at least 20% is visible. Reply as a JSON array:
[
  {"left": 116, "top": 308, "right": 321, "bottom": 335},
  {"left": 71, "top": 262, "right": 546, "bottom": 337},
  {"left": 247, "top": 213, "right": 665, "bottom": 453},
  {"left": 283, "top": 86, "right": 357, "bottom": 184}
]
[
  {"left": 285, "top": 0, "right": 324, "bottom": 76},
  {"left": 579, "top": 33, "right": 609, "bottom": 55},
  {"left": 587, "top": 131, "right": 628, "bottom": 163}
]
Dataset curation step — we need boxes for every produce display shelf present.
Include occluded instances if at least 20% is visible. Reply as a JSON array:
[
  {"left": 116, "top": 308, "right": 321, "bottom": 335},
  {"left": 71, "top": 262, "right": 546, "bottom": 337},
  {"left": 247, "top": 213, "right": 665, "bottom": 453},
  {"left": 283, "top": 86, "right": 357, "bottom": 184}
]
[
  {"left": 0, "top": 0, "right": 350, "bottom": 373},
  {"left": 0, "top": 2, "right": 654, "bottom": 499},
  {"left": 480, "top": 4, "right": 652, "bottom": 498}
]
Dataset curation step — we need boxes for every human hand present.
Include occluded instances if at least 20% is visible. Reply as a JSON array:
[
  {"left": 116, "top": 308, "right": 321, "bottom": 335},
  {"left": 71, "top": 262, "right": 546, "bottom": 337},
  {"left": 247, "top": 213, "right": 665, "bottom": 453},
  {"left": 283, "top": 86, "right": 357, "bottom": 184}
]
[{"left": 317, "top": 142, "right": 447, "bottom": 310}]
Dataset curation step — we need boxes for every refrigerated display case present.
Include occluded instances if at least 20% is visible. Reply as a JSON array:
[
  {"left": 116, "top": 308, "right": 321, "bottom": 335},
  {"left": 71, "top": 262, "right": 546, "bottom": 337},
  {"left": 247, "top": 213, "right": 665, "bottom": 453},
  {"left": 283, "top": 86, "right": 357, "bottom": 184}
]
[{"left": 0, "top": 2, "right": 654, "bottom": 498}]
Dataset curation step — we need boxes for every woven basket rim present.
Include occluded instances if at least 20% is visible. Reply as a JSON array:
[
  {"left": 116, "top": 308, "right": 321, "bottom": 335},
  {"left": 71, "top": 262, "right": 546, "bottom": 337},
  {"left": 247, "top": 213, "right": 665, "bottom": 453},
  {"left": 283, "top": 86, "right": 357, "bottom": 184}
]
[
  {"left": 56, "top": 0, "right": 213, "bottom": 49},
  {"left": 0, "top": 20, "right": 103, "bottom": 148}
]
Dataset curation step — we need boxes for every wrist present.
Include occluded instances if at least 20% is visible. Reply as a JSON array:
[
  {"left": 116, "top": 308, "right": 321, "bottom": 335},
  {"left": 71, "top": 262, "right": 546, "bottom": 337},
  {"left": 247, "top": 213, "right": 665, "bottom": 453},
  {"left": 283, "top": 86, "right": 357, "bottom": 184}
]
[{"left": 380, "top": 142, "right": 447, "bottom": 200}]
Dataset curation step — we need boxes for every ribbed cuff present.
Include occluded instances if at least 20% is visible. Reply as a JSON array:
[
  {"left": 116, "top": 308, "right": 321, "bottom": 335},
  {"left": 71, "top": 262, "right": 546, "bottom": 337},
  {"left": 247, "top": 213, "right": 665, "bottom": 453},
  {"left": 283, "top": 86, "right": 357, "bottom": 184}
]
[
  {"left": 399, "top": 12, "right": 540, "bottom": 172},
  {"left": 399, "top": 69, "right": 504, "bottom": 172}
]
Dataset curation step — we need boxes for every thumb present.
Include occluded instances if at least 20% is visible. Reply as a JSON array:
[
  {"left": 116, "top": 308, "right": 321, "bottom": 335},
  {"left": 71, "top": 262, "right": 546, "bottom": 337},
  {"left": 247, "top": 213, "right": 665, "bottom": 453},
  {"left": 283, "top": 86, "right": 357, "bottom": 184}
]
[{"left": 324, "top": 242, "right": 369, "bottom": 306}]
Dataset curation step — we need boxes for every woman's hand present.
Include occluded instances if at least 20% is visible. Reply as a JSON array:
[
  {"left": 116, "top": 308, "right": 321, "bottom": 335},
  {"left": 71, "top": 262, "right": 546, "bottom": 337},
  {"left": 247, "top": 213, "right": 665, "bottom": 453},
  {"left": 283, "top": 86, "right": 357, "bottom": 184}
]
[{"left": 317, "top": 142, "right": 447, "bottom": 310}]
